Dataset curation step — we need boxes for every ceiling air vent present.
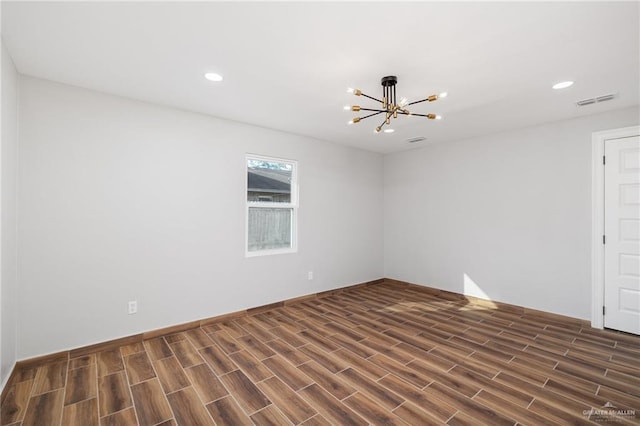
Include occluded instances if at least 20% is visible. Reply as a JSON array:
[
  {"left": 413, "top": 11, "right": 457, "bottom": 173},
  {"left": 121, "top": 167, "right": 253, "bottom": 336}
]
[
  {"left": 576, "top": 93, "right": 617, "bottom": 107},
  {"left": 407, "top": 137, "right": 427, "bottom": 144}
]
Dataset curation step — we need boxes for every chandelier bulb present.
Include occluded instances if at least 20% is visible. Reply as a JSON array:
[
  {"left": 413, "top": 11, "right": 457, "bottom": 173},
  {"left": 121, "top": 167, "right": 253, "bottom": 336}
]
[
  {"left": 347, "top": 88, "right": 354, "bottom": 93},
  {"left": 439, "top": 92, "right": 448, "bottom": 98},
  {"left": 343, "top": 105, "right": 350, "bottom": 110},
  {"left": 436, "top": 115, "right": 442, "bottom": 120}
]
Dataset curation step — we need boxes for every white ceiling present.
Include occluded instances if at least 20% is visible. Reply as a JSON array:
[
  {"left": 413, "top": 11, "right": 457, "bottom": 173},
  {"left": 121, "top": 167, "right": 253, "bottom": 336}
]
[{"left": 2, "top": 1, "right": 639, "bottom": 154}]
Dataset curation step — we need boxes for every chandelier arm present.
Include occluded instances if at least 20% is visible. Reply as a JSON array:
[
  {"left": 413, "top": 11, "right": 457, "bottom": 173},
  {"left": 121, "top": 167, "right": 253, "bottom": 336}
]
[
  {"left": 358, "top": 107, "right": 387, "bottom": 113},
  {"left": 398, "top": 112, "right": 432, "bottom": 117},
  {"left": 407, "top": 98, "right": 429, "bottom": 106},
  {"left": 358, "top": 111, "right": 386, "bottom": 121},
  {"left": 360, "top": 93, "right": 384, "bottom": 104}
]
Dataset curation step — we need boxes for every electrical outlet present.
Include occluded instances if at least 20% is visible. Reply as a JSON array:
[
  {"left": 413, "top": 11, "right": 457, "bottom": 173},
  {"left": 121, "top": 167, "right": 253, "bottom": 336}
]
[
  {"left": 128, "top": 300, "right": 137, "bottom": 315},
  {"left": 307, "top": 271, "right": 314, "bottom": 280}
]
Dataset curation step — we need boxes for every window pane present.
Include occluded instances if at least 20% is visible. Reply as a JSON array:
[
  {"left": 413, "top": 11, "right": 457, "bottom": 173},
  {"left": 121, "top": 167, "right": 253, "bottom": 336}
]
[
  {"left": 247, "top": 159, "right": 292, "bottom": 203},
  {"left": 248, "top": 207, "right": 292, "bottom": 251}
]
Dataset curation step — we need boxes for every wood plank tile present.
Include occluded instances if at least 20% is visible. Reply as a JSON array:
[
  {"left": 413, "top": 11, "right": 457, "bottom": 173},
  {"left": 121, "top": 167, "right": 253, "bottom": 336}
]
[
  {"left": 269, "top": 326, "right": 306, "bottom": 347},
  {"left": 99, "top": 407, "right": 137, "bottom": 426},
  {"left": 266, "top": 339, "right": 311, "bottom": 366},
  {"left": 64, "top": 364, "right": 96, "bottom": 405},
  {"left": 423, "top": 382, "right": 516, "bottom": 426},
  {"left": 61, "top": 398, "right": 98, "bottom": 426},
  {"left": 184, "top": 328, "right": 214, "bottom": 349},
  {"left": 32, "top": 361, "right": 67, "bottom": 395},
  {"left": 378, "top": 373, "right": 458, "bottom": 422},
  {"left": 236, "top": 335, "right": 275, "bottom": 360},
  {"left": 250, "top": 405, "right": 292, "bottom": 425},
  {"left": 98, "top": 372, "right": 132, "bottom": 417},
  {"left": 369, "top": 354, "right": 430, "bottom": 388},
  {"left": 447, "top": 364, "right": 532, "bottom": 406},
  {"left": 298, "top": 361, "right": 356, "bottom": 400},
  {"left": 298, "top": 384, "right": 367, "bottom": 426},
  {"left": 120, "top": 342, "right": 145, "bottom": 356},
  {"left": 300, "top": 414, "right": 332, "bottom": 426},
  {"left": 297, "top": 330, "right": 341, "bottom": 352},
  {"left": 257, "top": 376, "right": 317, "bottom": 424},
  {"left": 184, "top": 363, "right": 229, "bottom": 404},
  {"left": 199, "top": 345, "right": 237, "bottom": 375},
  {"left": 298, "top": 344, "right": 348, "bottom": 374},
  {"left": 8, "top": 366, "right": 38, "bottom": 384},
  {"left": 328, "top": 333, "right": 376, "bottom": 358},
  {"left": 68, "top": 355, "right": 94, "bottom": 370},
  {"left": 338, "top": 367, "right": 403, "bottom": 410},
  {"left": 208, "top": 331, "right": 242, "bottom": 354},
  {"left": 206, "top": 396, "right": 252, "bottom": 426},
  {"left": 167, "top": 387, "right": 214, "bottom": 426},
  {"left": 1, "top": 379, "right": 34, "bottom": 425},
  {"left": 130, "top": 379, "right": 172, "bottom": 425},
  {"left": 170, "top": 339, "right": 205, "bottom": 368},
  {"left": 124, "top": 351, "right": 155, "bottom": 385},
  {"left": 473, "top": 390, "right": 557, "bottom": 426},
  {"left": 229, "top": 350, "right": 273, "bottom": 382},
  {"left": 22, "top": 389, "right": 64, "bottom": 426},
  {"left": 154, "top": 356, "right": 190, "bottom": 394},
  {"left": 218, "top": 321, "right": 248, "bottom": 339},
  {"left": 218, "top": 369, "right": 271, "bottom": 413},
  {"left": 392, "top": 400, "right": 444, "bottom": 426},
  {"left": 239, "top": 321, "right": 275, "bottom": 343},
  {"left": 344, "top": 392, "right": 408, "bottom": 425},
  {"left": 262, "top": 355, "right": 313, "bottom": 391},
  {"left": 97, "top": 349, "right": 124, "bottom": 376},
  {"left": 144, "top": 337, "right": 173, "bottom": 361},
  {"left": 332, "top": 349, "right": 387, "bottom": 380}
]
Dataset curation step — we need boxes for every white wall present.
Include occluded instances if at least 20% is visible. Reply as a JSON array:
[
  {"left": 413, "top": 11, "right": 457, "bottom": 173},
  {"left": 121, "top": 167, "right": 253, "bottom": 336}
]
[
  {"left": 384, "top": 107, "right": 640, "bottom": 320},
  {"left": 17, "top": 77, "right": 383, "bottom": 359},
  {"left": 1, "top": 40, "right": 19, "bottom": 387}
]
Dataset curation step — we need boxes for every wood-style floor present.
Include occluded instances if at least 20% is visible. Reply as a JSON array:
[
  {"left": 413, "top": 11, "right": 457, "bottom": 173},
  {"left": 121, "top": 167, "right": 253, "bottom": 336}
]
[{"left": 2, "top": 281, "right": 639, "bottom": 425}]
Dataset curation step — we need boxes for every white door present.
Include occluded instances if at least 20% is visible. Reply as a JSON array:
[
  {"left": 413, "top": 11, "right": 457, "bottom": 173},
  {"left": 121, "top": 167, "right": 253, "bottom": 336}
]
[{"left": 604, "top": 136, "right": 640, "bottom": 334}]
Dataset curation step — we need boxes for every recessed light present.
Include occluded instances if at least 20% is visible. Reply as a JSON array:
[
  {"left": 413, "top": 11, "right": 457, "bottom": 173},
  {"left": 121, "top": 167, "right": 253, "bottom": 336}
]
[
  {"left": 204, "top": 72, "right": 223, "bottom": 82},
  {"left": 552, "top": 81, "right": 573, "bottom": 90},
  {"left": 384, "top": 128, "right": 395, "bottom": 133}
]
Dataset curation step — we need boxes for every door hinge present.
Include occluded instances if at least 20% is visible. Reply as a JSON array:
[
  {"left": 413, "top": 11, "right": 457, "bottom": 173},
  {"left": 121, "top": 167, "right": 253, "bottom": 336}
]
[
  {"left": 603, "top": 306, "right": 606, "bottom": 315},
  {"left": 603, "top": 235, "right": 606, "bottom": 244},
  {"left": 603, "top": 155, "right": 606, "bottom": 165}
]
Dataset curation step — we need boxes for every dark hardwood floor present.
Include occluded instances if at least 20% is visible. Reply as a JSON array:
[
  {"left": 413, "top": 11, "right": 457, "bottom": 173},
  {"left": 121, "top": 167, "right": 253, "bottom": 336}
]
[{"left": 2, "top": 281, "right": 639, "bottom": 425}]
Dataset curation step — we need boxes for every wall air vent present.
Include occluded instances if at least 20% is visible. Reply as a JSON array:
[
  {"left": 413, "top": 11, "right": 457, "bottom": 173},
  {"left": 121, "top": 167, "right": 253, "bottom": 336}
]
[{"left": 576, "top": 93, "right": 617, "bottom": 107}]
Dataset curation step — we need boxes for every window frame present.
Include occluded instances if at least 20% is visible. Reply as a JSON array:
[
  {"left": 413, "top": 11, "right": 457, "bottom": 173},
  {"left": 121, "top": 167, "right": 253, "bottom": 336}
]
[{"left": 245, "top": 154, "right": 298, "bottom": 257}]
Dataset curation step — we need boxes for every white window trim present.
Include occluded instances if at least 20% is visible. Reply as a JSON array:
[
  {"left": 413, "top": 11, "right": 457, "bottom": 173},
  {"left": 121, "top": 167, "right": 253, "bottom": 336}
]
[{"left": 245, "top": 154, "right": 298, "bottom": 257}]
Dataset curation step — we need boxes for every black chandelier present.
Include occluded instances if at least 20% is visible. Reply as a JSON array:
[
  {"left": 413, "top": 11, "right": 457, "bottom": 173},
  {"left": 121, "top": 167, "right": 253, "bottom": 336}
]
[{"left": 345, "top": 76, "right": 447, "bottom": 133}]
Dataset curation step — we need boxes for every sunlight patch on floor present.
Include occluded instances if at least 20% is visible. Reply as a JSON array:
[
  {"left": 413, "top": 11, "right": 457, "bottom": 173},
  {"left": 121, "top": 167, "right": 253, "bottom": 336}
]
[{"left": 463, "top": 273, "right": 498, "bottom": 310}]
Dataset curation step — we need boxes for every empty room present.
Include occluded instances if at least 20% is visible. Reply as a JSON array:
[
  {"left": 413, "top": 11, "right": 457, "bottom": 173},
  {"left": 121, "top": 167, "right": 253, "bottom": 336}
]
[{"left": 1, "top": 1, "right": 639, "bottom": 425}]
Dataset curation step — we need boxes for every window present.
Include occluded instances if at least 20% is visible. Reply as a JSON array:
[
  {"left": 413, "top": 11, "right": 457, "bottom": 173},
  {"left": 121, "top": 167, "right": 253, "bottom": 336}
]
[{"left": 246, "top": 155, "right": 297, "bottom": 256}]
